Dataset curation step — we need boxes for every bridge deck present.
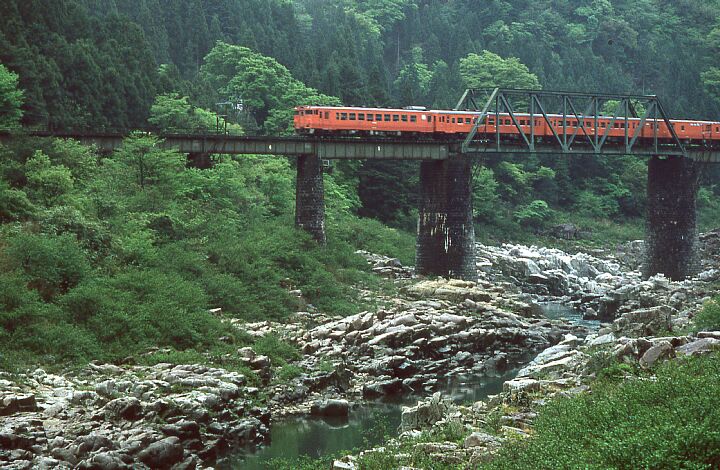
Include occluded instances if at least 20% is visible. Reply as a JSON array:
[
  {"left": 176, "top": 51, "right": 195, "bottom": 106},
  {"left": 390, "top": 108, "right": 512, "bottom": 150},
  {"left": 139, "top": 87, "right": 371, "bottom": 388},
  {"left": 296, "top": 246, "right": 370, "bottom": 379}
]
[{"left": 1, "top": 130, "right": 719, "bottom": 161}]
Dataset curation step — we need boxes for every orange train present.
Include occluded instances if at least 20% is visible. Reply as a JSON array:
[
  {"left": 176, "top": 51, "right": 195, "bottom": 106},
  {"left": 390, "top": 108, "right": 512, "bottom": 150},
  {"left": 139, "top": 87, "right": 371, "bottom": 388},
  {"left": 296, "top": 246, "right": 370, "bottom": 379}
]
[{"left": 294, "top": 105, "right": 720, "bottom": 143}]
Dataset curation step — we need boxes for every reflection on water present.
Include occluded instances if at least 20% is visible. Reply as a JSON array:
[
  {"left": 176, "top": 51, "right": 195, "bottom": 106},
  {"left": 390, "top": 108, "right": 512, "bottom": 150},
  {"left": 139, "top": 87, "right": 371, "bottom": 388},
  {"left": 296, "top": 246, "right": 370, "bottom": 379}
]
[{"left": 231, "top": 369, "right": 519, "bottom": 469}]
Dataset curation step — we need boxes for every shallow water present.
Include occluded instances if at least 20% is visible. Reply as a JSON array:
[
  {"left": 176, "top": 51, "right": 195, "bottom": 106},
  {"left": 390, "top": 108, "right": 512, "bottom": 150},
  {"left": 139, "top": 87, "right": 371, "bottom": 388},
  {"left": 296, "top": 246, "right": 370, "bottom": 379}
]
[
  {"left": 230, "top": 302, "right": 586, "bottom": 469},
  {"left": 540, "top": 302, "right": 600, "bottom": 330}
]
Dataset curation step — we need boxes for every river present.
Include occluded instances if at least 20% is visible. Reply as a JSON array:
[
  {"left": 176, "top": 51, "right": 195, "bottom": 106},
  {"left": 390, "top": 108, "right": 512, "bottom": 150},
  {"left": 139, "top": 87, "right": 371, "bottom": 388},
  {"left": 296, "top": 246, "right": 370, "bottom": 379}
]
[{"left": 230, "top": 303, "right": 591, "bottom": 469}]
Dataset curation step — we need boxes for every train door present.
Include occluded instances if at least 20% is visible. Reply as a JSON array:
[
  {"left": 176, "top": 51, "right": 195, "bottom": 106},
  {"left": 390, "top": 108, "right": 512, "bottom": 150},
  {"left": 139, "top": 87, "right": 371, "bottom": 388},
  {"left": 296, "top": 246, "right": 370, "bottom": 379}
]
[{"left": 703, "top": 123, "right": 712, "bottom": 140}]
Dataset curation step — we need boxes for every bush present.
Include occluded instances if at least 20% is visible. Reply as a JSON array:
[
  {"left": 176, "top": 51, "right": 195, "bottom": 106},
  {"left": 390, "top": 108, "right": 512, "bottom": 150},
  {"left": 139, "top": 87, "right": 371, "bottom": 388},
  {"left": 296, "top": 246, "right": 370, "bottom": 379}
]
[
  {"left": 694, "top": 297, "right": 720, "bottom": 331},
  {"left": 485, "top": 354, "right": 720, "bottom": 469},
  {"left": 253, "top": 333, "right": 300, "bottom": 367},
  {"left": 513, "top": 200, "right": 553, "bottom": 230},
  {"left": 2, "top": 232, "right": 90, "bottom": 300}
]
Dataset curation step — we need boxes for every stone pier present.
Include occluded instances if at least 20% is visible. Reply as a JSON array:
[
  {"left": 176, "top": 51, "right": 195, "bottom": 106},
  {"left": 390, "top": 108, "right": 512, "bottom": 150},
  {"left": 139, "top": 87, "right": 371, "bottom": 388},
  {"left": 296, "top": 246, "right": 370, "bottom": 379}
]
[
  {"left": 644, "top": 156, "right": 700, "bottom": 280},
  {"left": 416, "top": 158, "right": 477, "bottom": 280},
  {"left": 188, "top": 152, "right": 213, "bottom": 169},
  {"left": 295, "top": 154, "right": 326, "bottom": 244}
]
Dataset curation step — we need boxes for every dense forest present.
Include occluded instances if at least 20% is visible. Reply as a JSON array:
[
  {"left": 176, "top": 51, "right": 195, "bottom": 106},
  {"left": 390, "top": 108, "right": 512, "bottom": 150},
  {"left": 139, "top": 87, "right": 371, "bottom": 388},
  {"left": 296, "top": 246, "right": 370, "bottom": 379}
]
[
  {"left": 2, "top": 0, "right": 720, "bottom": 368},
  {"left": 4, "top": 0, "right": 720, "bottom": 232}
]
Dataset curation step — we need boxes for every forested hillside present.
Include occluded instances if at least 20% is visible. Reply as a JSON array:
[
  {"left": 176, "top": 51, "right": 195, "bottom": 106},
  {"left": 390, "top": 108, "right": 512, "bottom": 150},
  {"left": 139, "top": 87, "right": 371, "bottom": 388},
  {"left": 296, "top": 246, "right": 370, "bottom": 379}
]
[{"left": 3, "top": 0, "right": 720, "bottom": 233}]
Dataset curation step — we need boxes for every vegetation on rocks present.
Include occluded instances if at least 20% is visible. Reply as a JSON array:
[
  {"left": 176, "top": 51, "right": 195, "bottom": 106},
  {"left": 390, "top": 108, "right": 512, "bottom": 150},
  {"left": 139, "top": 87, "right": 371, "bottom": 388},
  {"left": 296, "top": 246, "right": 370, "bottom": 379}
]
[{"left": 487, "top": 353, "right": 720, "bottom": 470}]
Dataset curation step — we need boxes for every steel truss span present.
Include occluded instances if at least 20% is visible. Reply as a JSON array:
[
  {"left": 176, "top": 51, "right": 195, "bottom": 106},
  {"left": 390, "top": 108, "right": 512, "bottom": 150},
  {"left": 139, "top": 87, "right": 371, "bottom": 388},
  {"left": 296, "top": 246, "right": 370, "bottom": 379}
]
[{"left": 294, "top": 88, "right": 720, "bottom": 158}]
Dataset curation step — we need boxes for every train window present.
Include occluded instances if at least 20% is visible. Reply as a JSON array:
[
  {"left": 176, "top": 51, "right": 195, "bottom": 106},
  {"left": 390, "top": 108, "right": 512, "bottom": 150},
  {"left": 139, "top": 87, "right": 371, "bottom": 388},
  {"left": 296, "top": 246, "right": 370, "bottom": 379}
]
[
  {"left": 349, "top": 113, "right": 356, "bottom": 120},
  {"left": 393, "top": 115, "right": 399, "bottom": 122},
  {"left": 519, "top": 120, "right": 526, "bottom": 125},
  {"left": 601, "top": 122, "right": 606, "bottom": 128},
  {"left": 401, "top": 115, "right": 408, "bottom": 122},
  {"left": 465, "top": 118, "right": 471, "bottom": 124},
  {"left": 681, "top": 125, "right": 685, "bottom": 131},
  {"left": 336, "top": 113, "right": 340, "bottom": 119},
  {"left": 340, "top": 113, "right": 347, "bottom": 120},
  {"left": 488, "top": 119, "right": 494, "bottom": 125},
  {"left": 384, "top": 114, "right": 391, "bottom": 121},
  {"left": 504, "top": 119, "right": 510, "bottom": 125},
  {"left": 358, "top": 113, "right": 365, "bottom": 121},
  {"left": 410, "top": 115, "right": 417, "bottom": 123},
  {"left": 376, "top": 114, "right": 382, "bottom": 121},
  {"left": 325, "top": 112, "right": 329, "bottom": 119}
]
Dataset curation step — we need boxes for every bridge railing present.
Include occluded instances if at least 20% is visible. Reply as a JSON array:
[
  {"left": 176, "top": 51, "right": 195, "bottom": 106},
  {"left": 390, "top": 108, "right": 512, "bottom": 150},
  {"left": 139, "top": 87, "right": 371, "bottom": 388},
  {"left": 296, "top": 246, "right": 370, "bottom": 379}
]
[{"left": 455, "top": 88, "right": 687, "bottom": 157}]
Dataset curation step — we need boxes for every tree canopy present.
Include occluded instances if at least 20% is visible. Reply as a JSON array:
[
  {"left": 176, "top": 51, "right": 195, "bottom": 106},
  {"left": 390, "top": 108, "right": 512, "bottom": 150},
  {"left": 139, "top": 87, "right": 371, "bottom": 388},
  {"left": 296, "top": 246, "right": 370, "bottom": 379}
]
[{"left": 0, "top": 63, "right": 23, "bottom": 129}]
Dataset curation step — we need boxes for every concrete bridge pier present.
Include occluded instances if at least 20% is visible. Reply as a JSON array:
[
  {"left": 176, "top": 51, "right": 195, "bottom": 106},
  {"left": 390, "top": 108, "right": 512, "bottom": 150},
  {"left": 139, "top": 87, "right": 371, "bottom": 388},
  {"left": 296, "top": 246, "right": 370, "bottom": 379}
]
[
  {"left": 295, "top": 154, "right": 326, "bottom": 244},
  {"left": 644, "top": 156, "right": 700, "bottom": 280},
  {"left": 416, "top": 158, "right": 477, "bottom": 280},
  {"left": 188, "top": 152, "right": 213, "bottom": 169}
]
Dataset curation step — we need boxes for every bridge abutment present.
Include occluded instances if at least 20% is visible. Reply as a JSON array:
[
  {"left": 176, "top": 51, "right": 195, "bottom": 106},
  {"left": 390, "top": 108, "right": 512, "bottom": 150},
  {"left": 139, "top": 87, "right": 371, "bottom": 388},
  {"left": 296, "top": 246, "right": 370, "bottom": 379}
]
[
  {"left": 295, "top": 154, "right": 326, "bottom": 244},
  {"left": 644, "top": 156, "right": 700, "bottom": 280},
  {"left": 416, "top": 158, "right": 477, "bottom": 280}
]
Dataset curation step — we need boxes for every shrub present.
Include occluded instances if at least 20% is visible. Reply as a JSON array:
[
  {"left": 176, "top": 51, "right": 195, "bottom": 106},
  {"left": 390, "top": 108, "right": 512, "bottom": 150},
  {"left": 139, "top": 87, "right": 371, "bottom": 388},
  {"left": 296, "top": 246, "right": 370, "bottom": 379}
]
[
  {"left": 253, "top": 333, "right": 301, "bottom": 367},
  {"left": 513, "top": 200, "right": 553, "bottom": 230},
  {"left": 485, "top": 354, "right": 720, "bottom": 469},
  {"left": 3, "top": 232, "right": 90, "bottom": 300},
  {"left": 275, "top": 364, "right": 305, "bottom": 382},
  {"left": 694, "top": 296, "right": 720, "bottom": 331}
]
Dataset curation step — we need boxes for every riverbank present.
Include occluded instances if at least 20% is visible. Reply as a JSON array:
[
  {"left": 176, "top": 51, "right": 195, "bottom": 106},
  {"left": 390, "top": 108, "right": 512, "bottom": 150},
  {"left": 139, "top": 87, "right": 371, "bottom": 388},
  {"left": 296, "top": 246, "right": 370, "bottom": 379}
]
[{"left": 1, "top": 236, "right": 719, "bottom": 468}]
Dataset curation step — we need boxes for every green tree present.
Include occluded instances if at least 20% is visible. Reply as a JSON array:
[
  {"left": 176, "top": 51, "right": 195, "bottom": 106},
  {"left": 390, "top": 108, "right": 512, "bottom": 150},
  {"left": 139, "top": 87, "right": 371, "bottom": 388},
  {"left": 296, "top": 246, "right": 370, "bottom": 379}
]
[
  {"left": 472, "top": 166, "right": 499, "bottom": 221},
  {"left": 148, "top": 93, "right": 241, "bottom": 134},
  {"left": 459, "top": 50, "right": 541, "bottom": 90},
  {"left": 201, "top": 42, "right": 339, "bottom": 133},
  {"left": 394, "top": 47, "right": 433, "bottom": 105},
  {"left": 0, "top": 63, "right": 22, "bottom": 129},
  {"left": 514, "top": 199, "right": 553, "bottom": 230},
  {"left": 25, "top": 151, "right": 75, "bottom": 207}
]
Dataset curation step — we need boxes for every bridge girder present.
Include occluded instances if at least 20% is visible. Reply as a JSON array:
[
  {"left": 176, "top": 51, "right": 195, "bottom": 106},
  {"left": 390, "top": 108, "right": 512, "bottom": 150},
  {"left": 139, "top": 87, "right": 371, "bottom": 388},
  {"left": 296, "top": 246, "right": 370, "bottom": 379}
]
[{"left": 456, "top": 88, "right": 691, "bottom": 158}]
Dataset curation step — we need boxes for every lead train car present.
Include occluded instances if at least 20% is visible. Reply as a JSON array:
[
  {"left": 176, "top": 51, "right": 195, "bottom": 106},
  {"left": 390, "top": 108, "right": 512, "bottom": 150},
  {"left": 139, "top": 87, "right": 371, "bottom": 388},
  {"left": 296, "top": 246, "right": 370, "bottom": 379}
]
[{"left": 294, "top": 105, "right": 720, "bottom": 143}]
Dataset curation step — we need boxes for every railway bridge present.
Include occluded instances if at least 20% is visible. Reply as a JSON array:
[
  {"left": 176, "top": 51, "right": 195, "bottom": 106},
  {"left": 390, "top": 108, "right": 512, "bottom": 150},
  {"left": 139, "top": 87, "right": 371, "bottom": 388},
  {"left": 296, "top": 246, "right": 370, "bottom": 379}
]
[{"left": 4, "top": 89, "right": 720, "bottom": 282}]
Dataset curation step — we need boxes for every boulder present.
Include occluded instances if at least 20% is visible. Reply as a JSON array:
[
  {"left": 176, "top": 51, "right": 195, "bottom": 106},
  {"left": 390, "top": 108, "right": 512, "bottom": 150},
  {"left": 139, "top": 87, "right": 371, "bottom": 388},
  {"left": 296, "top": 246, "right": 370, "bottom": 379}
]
[
  {"left": 137, "top": 437, "right": 183, "bottom": 469},
  {"left": 160, "top": 420, "right": 201, "bottom": 441},
  {"left": 400, "top": 393, "right": 454, "bottom": 431},
  {"left": 0, "top": 394, "right": 37, "bottom": 416},
  {"left": 362, "top": 379, "right": 403, "bottom": 398},
  {"left": 612, "top": 306, "right": 672, "bottom": 337},
  {"left": 675, "top": 338, "right": 720, "bottom": 356},
  {"left": 310, "top": 399, "right": 350, "bottom": 418},
  {"left": 639, "top": 341, "right": 674, "bottom": 368},
  {"left": 104, "top": 397, "right": 142, "bottom": 421}
]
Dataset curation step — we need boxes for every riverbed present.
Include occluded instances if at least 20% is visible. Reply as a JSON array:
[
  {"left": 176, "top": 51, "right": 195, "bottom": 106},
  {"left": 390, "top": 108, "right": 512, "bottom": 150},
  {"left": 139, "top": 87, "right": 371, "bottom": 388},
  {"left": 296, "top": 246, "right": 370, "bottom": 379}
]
[{"left": 232, "top": 303, "right": 590, "bottom": 469}]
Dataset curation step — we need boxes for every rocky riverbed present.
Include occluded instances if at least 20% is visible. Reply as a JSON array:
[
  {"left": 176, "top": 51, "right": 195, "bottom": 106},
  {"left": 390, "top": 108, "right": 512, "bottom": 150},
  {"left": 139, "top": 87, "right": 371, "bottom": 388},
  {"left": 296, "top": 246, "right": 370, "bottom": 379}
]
[{"left": 1, "top": 236, "right": 719, "bottom": 469}]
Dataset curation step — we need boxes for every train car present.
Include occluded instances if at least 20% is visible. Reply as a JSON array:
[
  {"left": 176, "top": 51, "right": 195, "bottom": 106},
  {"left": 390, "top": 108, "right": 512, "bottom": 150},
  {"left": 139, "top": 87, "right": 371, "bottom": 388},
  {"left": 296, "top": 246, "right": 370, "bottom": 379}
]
[
  {"left": 294, "top": 106, "right": 433, "bottom": 135},
  {"left": 294, "top": 105, "right": 720, "bottom": 144}
]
